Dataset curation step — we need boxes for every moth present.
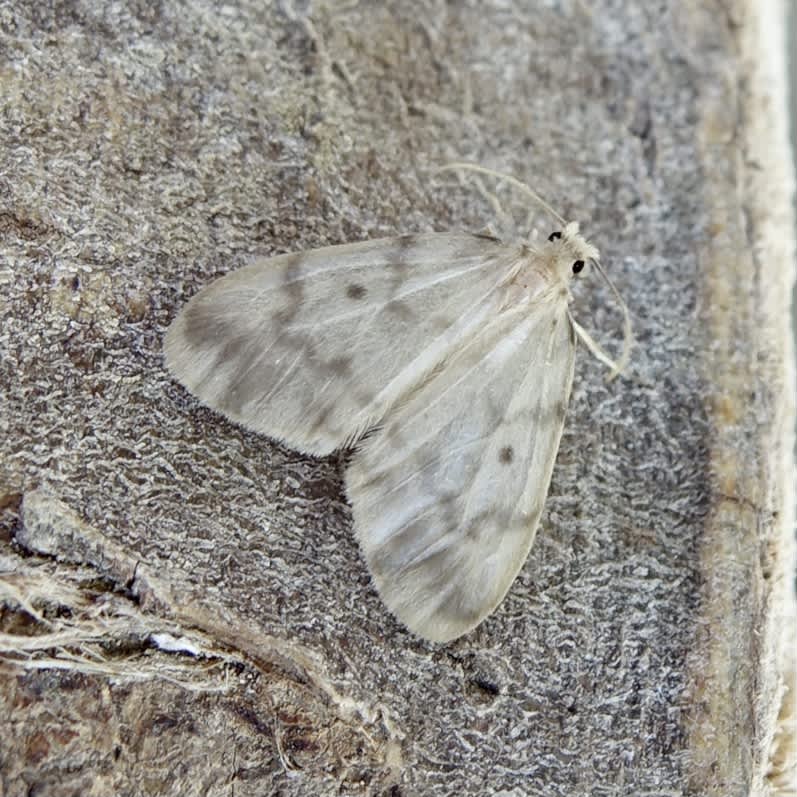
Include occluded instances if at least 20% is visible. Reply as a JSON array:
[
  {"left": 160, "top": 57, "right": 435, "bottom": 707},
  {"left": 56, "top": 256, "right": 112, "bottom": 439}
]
[{"left": 164, "top": 164, "right": 630, "bottom": 643}]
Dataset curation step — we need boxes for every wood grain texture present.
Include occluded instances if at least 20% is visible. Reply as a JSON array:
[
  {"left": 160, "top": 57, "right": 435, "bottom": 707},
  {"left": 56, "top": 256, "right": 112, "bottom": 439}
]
[{"left": 1, "top": 1, "right": 794, "bottom": 795}]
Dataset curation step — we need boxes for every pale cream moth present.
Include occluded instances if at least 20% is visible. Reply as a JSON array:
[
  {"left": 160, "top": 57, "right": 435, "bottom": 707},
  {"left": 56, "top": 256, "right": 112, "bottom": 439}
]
[{"left": 163, "top": 164, "right": 631, "bottom": 643}]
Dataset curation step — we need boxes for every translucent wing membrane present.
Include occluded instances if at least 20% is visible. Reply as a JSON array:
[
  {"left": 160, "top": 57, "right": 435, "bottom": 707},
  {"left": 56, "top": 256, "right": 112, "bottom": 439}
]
[
  {"left": 164, "top": 234, "right": 523, "bottom": 455},
  {"left": 347, "top": 300, "right": 575, "bottom": 642}
]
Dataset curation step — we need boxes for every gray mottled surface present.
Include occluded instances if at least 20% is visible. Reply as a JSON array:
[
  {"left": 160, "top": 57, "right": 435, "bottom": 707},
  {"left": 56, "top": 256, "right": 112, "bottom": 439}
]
[{"left": 1, "top": 1, "right": 795, "bottom": 796}]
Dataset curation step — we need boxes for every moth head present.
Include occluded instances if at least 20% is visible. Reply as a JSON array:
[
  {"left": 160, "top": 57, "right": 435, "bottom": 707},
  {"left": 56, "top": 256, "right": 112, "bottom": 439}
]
[{"left": 546, "top": 221, "right": 600, "bottom": 285}]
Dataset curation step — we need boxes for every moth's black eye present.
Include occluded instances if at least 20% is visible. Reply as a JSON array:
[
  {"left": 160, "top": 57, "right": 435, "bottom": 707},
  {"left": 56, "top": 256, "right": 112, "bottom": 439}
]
[
  {"left": 572, "top": 260, "right": 585, "bottom": 274},
  {"left": 548, "top": 231, "right": 562, "bottom": 242}
]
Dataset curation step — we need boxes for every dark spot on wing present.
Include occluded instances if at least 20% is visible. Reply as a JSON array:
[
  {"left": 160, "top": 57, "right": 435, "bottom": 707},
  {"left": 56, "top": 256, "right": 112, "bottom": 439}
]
[
  {"left": 346, "top": 283, "right": 367, "bottom": 300},
  {"left": 215, "top": 332, "right": 250, "bottom": 370},
  {"left": 385, "top": 299, "right": 414, "bottom": 320},
  {"left": 499, "top": 445, "right": 514, "bottom": 464},
  {"left": 388, "top": 234, "right": 418, "bottom": 271},
  {"left": 326, "top": 355, "right": 353, "bottom": 377},
  {"left": 181, "top": 299, "right": 235, "bottom": 350},
  {"left": 273, "top": 307, "right": 296, "bottom": 327},
  {"left": 278, "top": 254, "right": 305, "bottom": 324},
  {"left": 462, "top": 508, "right": 497, "bottom": 543},
  {"left": 281, "top": 254, "right": 304, "bottom": 293},
  {"left": 386, "top": 235, "right": 417, "bottom": 296}
]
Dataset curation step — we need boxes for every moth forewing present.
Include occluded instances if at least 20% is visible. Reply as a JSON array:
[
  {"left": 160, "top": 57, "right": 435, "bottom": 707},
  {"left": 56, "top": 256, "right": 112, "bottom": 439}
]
[
  {"left": 164, "top": 204, "right": 615, "bottom": 642},
  {"left": 164, "top": 234, "right": 518, "bottom": 456}
]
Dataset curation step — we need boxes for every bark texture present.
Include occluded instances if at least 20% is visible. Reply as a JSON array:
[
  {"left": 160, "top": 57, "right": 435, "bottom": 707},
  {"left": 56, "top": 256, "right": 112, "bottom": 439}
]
[{"left": 1, "top": 1, "right": 795, "bottom": 795}]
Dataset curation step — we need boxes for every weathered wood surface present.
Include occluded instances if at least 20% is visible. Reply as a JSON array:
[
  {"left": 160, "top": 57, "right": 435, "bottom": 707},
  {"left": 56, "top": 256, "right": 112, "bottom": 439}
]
[{"left": 1, "top": 1, "right": 795, "bottom": 795}]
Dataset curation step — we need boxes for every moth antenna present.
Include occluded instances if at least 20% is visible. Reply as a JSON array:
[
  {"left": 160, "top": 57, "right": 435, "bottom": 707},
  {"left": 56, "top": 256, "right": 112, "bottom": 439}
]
[
  {"left": 568, "top": 260, "right": 633, "bottom": 382},
  {"left": 437, "top": 162, "right": 567, "bottom": 227}
]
